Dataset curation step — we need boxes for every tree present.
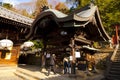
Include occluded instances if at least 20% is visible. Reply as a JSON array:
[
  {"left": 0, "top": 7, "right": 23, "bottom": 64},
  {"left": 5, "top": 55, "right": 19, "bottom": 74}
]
[
  {"left": 55, "top": 2, "right": 69, "bottom": 14},
  {"left": 66, "top": 0, "right": 120, "bottom": 36},
  {"left": 32, "top": 40, "right": 44, "bottom": 49},
  {"left": 21, "top": 9, "right": 29, "bottom": 17},
  {"left": 34, "top": 0, "right": 49, "bottom": 17},
  {"left": 95, "top": 0, "right": 120, "bottom": 35},
  {"left": 2, "top": 3, "right": 13, "bottom": 9}
]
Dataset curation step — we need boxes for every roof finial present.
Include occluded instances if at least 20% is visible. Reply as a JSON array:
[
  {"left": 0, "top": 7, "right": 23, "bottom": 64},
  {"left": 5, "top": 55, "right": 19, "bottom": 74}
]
[{"left": 42, "top": 6, "right": 49, "bottom": 11}]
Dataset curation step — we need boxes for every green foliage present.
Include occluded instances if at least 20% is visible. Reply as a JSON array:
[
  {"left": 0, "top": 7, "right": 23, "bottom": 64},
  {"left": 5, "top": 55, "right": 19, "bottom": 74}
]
[
  {"left": 93, "top": 42, "right": 99, "bottom": 48},
  {"left": 3, "top": 3, "right": 13, "bottom": 9},
  {"left": 77, "top": 0, "right": 90, "bottom": 8},
  {"left": 55, "top": 2, "right": 69, "bottom": 14},
  {"left": 66, "top": 0, "right": 120, "bottom": 36},
  {"left": 96, "top": 0, "right": 120, "bottom": 36},
  {"left": 30, "top": 40, "right": 44, "bottom": 49}
]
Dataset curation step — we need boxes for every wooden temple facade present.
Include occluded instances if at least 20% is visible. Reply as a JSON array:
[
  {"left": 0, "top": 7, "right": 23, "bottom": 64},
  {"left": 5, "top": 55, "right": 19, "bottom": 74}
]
[
  {"left": 0, "top": 6, "right": 33, "bottom": 66},
  {"left": 0, "top": 2, "right": 111, "bottom": 73},
  {"left": 27, "top": 3, "right": 110, "bottom": 73}
]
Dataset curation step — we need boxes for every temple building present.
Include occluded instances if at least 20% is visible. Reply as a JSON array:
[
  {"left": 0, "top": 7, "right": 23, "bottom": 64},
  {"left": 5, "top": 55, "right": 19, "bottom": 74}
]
[
  {"left": 27, "top": 3, "right": 110, "bottom": 73},
  {"left": 0, "top": 1, "right": 111, "bottom": 74},
  {"left": 0, "top": 6, "right": 33, "bottom": 66}
]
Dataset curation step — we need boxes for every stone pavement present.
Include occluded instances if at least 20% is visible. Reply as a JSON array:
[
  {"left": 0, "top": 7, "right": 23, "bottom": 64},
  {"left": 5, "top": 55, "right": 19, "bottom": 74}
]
[
  {"left": 0, "top": 66, "right": 23, "bottom": 80},
  {"left": 14, "top": 64, "right": 105, "bottom": 80},
  {"left": 0, "top": 64, "right": 105, "bottom": 80}
]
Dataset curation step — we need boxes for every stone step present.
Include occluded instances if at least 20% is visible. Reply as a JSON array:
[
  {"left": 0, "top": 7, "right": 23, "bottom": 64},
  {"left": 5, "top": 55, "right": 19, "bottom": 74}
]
[
  {"left": 110, "top": 64, "right": 120, "bottom": 68},
  {"left": 105, "top": 48, "right": 120, "bottom": 80},
  {"left": 110, "top": 67, "right": 120, "bottom": 71},
  {"left": 109, "top": 70, "right": 120, "bottom": 75},
  {"left": 15, "top": 68, "right": 42, "bottom": 80},
  {"left": 110, "top": 64, "right": 120, "bottom": 70},
  {"left": 111, "top": 62, "right": 120, "bottom": 65},
  {"left": 15, "top": 67, "right": 61, "bottom": 80},
  {"left": 106, "top": 74, "right": 120, "bottom": 80},
  {"left": 14, "top": 71, "right": 37, "bottom": 80}
]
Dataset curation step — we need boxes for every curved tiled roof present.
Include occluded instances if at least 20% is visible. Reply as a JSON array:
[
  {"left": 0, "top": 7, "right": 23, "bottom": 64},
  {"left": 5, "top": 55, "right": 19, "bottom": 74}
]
[
  {"left": 44, "top": 9, "right": 68, "bottom": 18},
  {"left": 0, "top": 6, "right": 34, "bottom": 26},
  {"left": 76, "top": 6, "right": 96, "bottom": 18},
  {"left": 33, "top": 5, "right": 97, "bottom": 23},
  {"left": 28, "top": 4, "right": 110, "bottom": 41}
]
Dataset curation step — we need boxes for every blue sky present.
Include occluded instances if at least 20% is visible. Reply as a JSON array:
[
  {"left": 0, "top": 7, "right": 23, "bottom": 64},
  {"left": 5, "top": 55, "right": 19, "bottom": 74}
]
[{"left": 0, "top": 0, "right": 66, "bottom": 6}]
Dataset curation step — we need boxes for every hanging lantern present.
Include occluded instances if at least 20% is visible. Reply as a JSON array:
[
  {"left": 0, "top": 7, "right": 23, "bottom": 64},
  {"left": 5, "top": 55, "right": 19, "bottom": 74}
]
[
  {"left": 0, "top": 39, "right": 13, "bottom": 50},
  {"left": 23, "top": 41, "right": 34, "bottom": 47}
]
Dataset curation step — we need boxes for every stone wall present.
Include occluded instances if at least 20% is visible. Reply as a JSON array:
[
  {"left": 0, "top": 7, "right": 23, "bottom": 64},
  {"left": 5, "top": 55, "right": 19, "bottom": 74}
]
[{"left": 94, "top": 52, "right": 111, "bottom": 70}]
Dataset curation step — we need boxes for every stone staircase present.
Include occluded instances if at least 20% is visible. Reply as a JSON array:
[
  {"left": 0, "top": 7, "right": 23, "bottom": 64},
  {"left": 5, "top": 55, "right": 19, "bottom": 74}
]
[
  {"left": 14, "top": 64, "right": 61, "bottom": 80},
  {"left": 105, "top": 44, "right": 120, "bottom": 80}
]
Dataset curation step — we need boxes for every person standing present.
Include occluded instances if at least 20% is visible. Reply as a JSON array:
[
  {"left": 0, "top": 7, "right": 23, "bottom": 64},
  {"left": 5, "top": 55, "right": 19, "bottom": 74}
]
[
  {"left": 47, "top": 54, "right": 56, "bottom": 76},
  {"left": 63, "top": 58, "right": 68, "bottom": 74},
  {"left": 67, "top": 60, "right": 71, "bottom": 74}
]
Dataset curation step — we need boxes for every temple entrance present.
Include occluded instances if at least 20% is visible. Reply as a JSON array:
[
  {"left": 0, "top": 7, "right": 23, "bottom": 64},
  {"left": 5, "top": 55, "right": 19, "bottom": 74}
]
[
  {"left": 0, "top": 3, "right": 111, "bottom": 77},
  {"left": 25, "top": 3, "right": 110, "bottom": 74}
]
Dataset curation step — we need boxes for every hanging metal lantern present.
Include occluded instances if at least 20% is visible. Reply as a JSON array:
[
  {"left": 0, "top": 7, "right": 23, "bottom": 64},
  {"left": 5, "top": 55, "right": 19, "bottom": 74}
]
[
  {"left": 0, "top": 39, "right": 13, "bottom": 50},
  {"left": 23, "top": 41, "right": 34, "bottom": 47}
]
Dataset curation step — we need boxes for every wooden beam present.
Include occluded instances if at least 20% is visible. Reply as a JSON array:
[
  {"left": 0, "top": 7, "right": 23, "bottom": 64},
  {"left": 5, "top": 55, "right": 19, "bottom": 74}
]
[{"left": 75, "top": 37, "right": 91, "bottom": 45}]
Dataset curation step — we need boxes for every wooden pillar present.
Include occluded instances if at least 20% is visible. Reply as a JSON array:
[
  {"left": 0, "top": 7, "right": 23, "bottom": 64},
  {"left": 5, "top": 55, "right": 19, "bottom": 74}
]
[
  {"left": 41, "top": 39, "right": 47, "bottom": 68},
  {"left": 116, "top": 25, "right": 119, "bottom": 44},
  {"left": 71, "top": 38, "right": 76, "bottom": 74},
  {"left": 71, "top": 38, "right": 75, "bottom": 63},
  {"left": 11, "top": 44, "right": 20, "bottom": 66}
]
